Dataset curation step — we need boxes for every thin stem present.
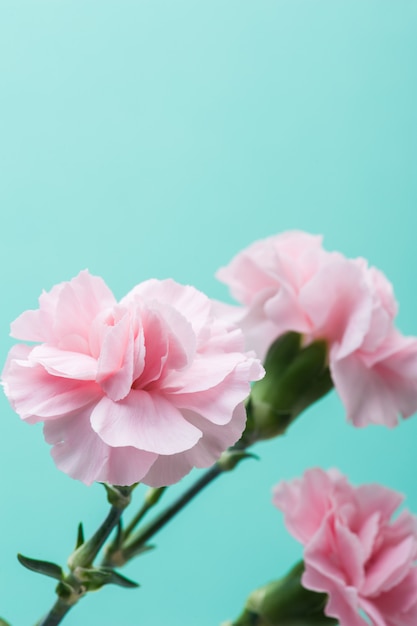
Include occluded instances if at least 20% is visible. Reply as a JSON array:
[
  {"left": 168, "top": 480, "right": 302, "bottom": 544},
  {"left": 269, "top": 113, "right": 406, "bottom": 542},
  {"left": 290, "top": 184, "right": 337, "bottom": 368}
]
[
  {"left": 122, "top": 463, "right": 223, "bottom": 558},
  {"left": 36, "top": 496, "right": 130, "bottom": 626},
  {"left": 36, "top": 599, "right": 72, "bottom": 626},
  {"left": 68, "top": 506, "right": 123, "bottom": 570},
  {"left": 123, "top": 502, "right": 150, "bottom": 539}
]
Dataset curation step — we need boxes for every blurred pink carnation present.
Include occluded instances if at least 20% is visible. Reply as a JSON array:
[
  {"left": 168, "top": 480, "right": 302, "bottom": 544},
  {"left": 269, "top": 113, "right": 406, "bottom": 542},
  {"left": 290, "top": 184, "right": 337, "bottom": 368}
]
[
  {"left": 274, "top": 468, "right": 417, "bottom": 626},
  {"left": 217, "top": 231, "right": 417, "bottom": 427},
  {"left": 2, "top": 271, "right": 263, "bottom": 486}
]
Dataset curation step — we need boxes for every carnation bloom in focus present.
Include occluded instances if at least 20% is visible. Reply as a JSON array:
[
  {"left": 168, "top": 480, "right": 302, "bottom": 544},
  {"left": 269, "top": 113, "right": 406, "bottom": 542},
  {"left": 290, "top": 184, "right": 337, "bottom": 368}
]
[
  {"left": 273, "top": 468, "right": 417, "bottom": 626},
  {"left": 217, "top": 231, "right": 417, "bottom": 427},
  {"left": 2, "top": 271, "right": 264, "bottom": 486}
]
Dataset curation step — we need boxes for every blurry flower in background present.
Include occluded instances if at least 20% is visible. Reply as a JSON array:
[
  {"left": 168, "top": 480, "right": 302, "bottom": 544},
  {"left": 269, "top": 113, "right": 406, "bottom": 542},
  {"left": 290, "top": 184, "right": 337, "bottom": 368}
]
[
  {"left": 2, "top": 271, "right": 263, "bottom": 486},
  {"left": 274, "top": 467, "right": 417, "bottom": 626},
  {"left": 217, "top": 231, "right": 417, "bottom": 427}
]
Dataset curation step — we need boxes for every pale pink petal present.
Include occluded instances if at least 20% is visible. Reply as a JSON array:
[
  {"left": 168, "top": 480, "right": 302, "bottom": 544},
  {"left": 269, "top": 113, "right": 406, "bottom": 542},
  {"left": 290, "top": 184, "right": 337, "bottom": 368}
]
[
  {"left": 300, "top": 255, "right": 372, "bottom": 358},
  {"left": 170, "top": 358, "right": 263, "bottom": 425},
  {"left": 30, "top": 345, "right": 97, "bottom": 380},
  {"left": 273, "top": 468, "right": 339, "bottom": 544},
  {"left": 363, "top": 536, "right": 416, "bottom": 596},
  {"left": 163, "top": 353, "right": 248, "bottom": 394},
  {"left": 274, "top": 468, "right": 417, "bottom": 626},
  {"left": 302, "top": 568, "right": 367, "bottom": 626},
  {"left": 263, "top": 287, "right": 312, "bottom": 335},
  {"left": 355, "top": 512, "right": 381, "bottom": 564},
  {"left": 123, "top": 278, "right": 211, "bottom": 338},
  {"left": 304, "top": 518, "right": 357, "bottom": 587},
  {"left": 217, "top": 242, "right": 281, "bottom": 304},
  {"left": 133, "top": 309, "right": 167, "bottom": 387},
  {"left": 11, "top": 308, "right": 54, "bottom": 343},
  {"left": 4, "top": 273, "right": 262, "bottom": 486},
  {"left": 90, "top": 391, "right": 202, "bottom": 454},
  {"left": 141, "top": 451, "right": 195, "bottom": 487},
  {"left": 239, "top": 295, "right": 291, "bottom": 361},
  {"left": 2, "top": 353, "right": 101, "bottom": 422},
  {"left": 357, "top": 599, "right": 387, "bottom": 626},
  {"left": 147, "top": 303, "right": 196, "bottom": 372},
  {"left": 44, "top": 410, "right": 158, "bottom": 485},
  {"left": 218, "top": 231, "right": 417, "bottom": 429},
  {"left": 44, "top": 410, "right": 109, "bottom": 485},
  {"left": 182, "top": 403, "right": 248, "bottom": 468},
  {"left": 355, "top": 484, "right": 404, "bottom": 524},
  {"left": 54, "top": 271, "right": 116, "bottom": 340},
  {"left": 331, "top": 352, "right": 417, "bottom": 428},
  {"left": 372, "top": 569, "right": 417, "bottom": 624},
  {"left": 96, "top": 312, "right": 139, "bottom": 401},
  {"left": 104, "top": 445, "right": 158, "bottom": 486},
  {"left": 10, "top": 282, "right": 64, "bottom": 342}
]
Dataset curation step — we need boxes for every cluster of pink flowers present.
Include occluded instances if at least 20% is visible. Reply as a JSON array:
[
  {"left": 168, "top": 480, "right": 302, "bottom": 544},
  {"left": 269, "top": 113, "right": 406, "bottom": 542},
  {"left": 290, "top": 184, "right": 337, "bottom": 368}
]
[
  {"left": 217, "top": 230, "right": 417, "bottom": 428},
  {"left": 274, "top": 468, "right": 417, "bottom": 626},
  {"left": 2, "top": 230, "right": 417, "bottom": 626},
  {"left": 2, "top": 271, "right": 263, "bottom": 486}
]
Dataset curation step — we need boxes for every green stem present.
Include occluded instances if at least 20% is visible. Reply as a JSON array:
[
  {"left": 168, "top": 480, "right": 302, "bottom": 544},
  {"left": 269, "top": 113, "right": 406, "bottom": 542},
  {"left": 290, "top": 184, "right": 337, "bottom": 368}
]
[
  {"left": 36, "top": 599, "right": 72, "bottom": 626},
  {"left": 36, "top": 490, "right": 131, "bottom": 626},
  {"left": 122, "top": 486, "right": 166, "bottom": 540},
  {"left": 121, "top": 463, "right": 223, "bottom": 560}
]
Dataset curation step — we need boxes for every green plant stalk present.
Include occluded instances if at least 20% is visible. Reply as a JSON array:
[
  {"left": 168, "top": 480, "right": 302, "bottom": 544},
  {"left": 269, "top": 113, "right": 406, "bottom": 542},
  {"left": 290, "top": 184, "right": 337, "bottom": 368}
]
[
  {"left": 105, "top": 463, "right": 224, "bottom": 565},
  {"left": 36, "top": 502, "right": 129, "bottom": 626}
]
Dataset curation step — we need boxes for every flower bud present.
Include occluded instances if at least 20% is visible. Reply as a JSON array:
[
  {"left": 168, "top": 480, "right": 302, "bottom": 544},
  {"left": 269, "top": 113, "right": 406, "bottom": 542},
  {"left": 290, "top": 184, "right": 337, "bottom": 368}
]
[{"left": 243, "top": 332, "right": 333, "bottom": 445}]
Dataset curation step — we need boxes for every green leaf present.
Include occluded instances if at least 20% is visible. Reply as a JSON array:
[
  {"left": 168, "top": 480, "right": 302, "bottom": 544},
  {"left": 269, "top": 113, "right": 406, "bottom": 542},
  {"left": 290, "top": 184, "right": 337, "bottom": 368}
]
[
  {"left": 76, "top": 566, "right": 139, "bottom": 590},
  {"left": 17, "top": 554, "right": 63, "bottom": 581},
  {"left": 76, "top": 523, "right": 85, "bottom": 549},
  {"left": 102, "top": 568, "right": 139, "bottom": 588},
  {"left": 0, "top": 618, "right": 12, "bottom": 626}
]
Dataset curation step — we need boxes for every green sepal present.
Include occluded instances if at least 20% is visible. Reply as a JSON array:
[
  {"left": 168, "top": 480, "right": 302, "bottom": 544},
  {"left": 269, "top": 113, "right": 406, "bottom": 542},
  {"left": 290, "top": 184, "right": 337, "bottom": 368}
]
[
  {"left": 75, "top": 566, "right": 139, "bottom": 591},
  {"left": 101, "top": 484, "right": 133, "bottom": 508},
  {"left": 76, "top": 523, "right": 85, "bottom": 549},
  {"left": 229, "top": 562, "right": 338, "bottom": 626},
  {"left": 55, "top": 580, "right": 75, "bottom": 602},
  {"left": 17, "top": 554, "right": 63, "bottom": 581},
  {"left": 246, "top": 333, "right": 333, "bottom": 443},
  {"left": 217, "top": 448, "right": 259, "bottom": 471}
]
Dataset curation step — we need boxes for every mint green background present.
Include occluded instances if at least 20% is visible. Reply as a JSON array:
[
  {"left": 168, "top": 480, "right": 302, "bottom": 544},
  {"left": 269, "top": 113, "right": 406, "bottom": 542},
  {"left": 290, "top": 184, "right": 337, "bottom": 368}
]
[{"left": 1, "top": 2, "right": 417, "bottom": 624}]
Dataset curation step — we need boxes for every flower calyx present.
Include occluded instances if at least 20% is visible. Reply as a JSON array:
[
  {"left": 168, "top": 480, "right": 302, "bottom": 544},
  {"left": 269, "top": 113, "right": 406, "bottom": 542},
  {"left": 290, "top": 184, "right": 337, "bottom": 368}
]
[
  {"left": 244, "top": 332, "right": 333, "bottom": 445},
  {"left": 227, "top": 561, "right": 337, "bottom": 626}
]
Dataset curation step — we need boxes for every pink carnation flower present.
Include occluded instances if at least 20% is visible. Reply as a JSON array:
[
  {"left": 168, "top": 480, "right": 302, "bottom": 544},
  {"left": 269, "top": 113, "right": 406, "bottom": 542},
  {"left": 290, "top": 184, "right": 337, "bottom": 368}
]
[
  {"left": 273, "top": 468, "right": 417, "bottom": 626},
  {"left": 217, "top": 231, "right": 417, "bottom": 427},
  {"left": 2, "top": 271, "right": 263, "bottom": 486}
]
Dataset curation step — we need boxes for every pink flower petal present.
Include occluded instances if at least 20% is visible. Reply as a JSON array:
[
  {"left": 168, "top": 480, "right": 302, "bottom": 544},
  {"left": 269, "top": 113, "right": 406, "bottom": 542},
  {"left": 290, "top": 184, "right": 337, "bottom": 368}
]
[
  {"left": 44, "top": 410, "right": 157, "bottom": 485},
  {"left": 141, "top": 451, "right": 196, "bottom": 487},
  {"left": 171, "top": 358, "right": 262, "bottom": 425},
  {"left": 2, "top": 349, "right": 101, "bottom": 422},
  {"left": 123, "top": 278, "right": 211, "bottom": 339},
  {"left": 90, "top": 391, "right": 202, "bottom": 454},
  {"left": 331, "top": 351, "right": 417, "bottom": 428},
  {"left": 30, "top": 345, "right": 98, "bottom": 380},
  {"left": 273, "top": 467, "right": 341, "bottom": 545},
  {"left": 3, "top": 273, "right": 262, "bottom": 485},
  {"left": 217, "top": 231, "right": 417, "bottom": 428},
  {"left": 96, "top": 311, "right": 141, "bottom": 401},
  {"left": 274, "top": 468, "right": 417, "bottom": 626}
]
